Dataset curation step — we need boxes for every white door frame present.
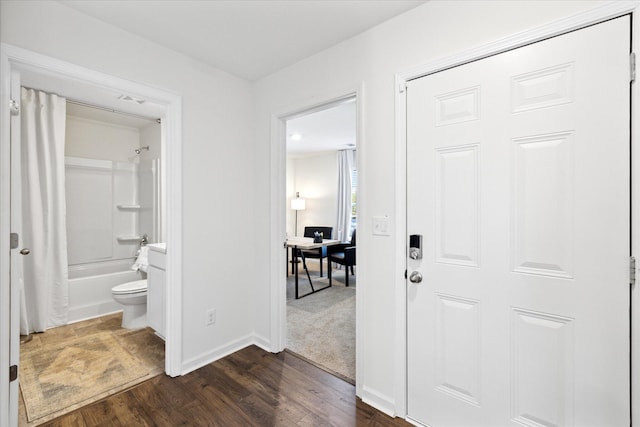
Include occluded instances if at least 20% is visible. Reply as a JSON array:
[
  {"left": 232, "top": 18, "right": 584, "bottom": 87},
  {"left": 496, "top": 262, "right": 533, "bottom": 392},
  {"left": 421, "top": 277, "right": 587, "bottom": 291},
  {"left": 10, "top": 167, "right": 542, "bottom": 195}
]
[
  {"left": 394, "top": 0, "right": 640, "bottom": 420},
  {"left": 0, "top": 43, "right": 183, "bottom": 427},
  {"left": 268, "top": 85, "right": 363, "bottom": 393}
]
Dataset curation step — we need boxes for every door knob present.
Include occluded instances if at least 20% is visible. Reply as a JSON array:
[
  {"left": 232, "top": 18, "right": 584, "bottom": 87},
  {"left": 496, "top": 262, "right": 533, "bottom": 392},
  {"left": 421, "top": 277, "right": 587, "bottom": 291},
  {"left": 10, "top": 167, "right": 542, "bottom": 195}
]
[
  {"left": 409, "top": 271, "right": 423, "bottom": 283},
  {"left": 20, "top": 248, "right": 30, "bottom": 255}
]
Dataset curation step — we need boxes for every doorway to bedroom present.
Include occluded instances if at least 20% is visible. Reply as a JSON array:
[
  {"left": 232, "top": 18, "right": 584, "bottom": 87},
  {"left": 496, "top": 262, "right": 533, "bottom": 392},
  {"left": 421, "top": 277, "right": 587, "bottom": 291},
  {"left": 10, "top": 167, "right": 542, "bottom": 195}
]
[{"left": 285, "top": 96, "right": 357, "bottom": 383}]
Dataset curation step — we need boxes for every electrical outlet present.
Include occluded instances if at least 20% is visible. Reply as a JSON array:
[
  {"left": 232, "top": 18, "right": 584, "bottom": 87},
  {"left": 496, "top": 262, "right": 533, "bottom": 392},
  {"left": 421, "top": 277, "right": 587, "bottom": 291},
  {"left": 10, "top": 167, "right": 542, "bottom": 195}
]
[{"left": 206, "top": 308, "right": 216, "bottom": 326}]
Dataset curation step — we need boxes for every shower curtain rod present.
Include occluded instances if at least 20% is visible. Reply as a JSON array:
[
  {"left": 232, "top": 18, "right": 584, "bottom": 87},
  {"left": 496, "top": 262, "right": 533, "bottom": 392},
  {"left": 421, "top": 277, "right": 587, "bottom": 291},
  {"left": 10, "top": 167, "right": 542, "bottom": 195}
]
[{"left": 66, "top": 98, "right": 161, "bottom": 124}]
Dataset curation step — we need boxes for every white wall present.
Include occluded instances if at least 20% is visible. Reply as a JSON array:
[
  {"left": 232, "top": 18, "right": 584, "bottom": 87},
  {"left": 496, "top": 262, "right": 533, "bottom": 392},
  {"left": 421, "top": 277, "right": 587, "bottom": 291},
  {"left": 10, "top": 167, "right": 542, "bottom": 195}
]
[
  {"left": 0, "top": 0, "right": 255, "bottom": 369},
  {"left": 252, "top": 0, "right": 610, "bottom": 413},
  {"left": 140, "top": 122, "right": 161, "bottom": 160},
  {"left": 66, "top": 115, "right": 140, "bottom": 162},
  {"left": 287, "top": 152, "right": 338, "bottom": 238},
  {"left": 286, "top": 156, "right": 296, "bottom": 237}
]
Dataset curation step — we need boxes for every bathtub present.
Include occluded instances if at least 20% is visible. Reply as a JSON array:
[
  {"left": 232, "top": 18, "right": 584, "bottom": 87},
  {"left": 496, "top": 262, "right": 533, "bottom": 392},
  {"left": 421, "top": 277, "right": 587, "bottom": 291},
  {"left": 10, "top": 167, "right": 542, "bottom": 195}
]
[{"left": 68, "top": 260, "right": 145, "bottom": 324}]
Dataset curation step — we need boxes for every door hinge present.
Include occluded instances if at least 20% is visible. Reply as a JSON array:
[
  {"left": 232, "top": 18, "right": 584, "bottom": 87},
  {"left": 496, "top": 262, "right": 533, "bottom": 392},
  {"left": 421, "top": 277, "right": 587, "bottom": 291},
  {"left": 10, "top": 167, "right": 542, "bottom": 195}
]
[
  {"left": 10, "top": 232, "right": 18, "bottom": 250},
  {"left": 9, "top": 365, "right": 17, "bottom": 382},
  {"left": 9, "top": 99, "right": 19, "bottom": 116},
  {"left": 630, "top": 256, "right": 636, "bottom": 286},
  {"left": 399, "top": 81, "right": 407, "bottom": 94},
  {"left": 631, "top": 52, "right": 636, "bottom": 83}
]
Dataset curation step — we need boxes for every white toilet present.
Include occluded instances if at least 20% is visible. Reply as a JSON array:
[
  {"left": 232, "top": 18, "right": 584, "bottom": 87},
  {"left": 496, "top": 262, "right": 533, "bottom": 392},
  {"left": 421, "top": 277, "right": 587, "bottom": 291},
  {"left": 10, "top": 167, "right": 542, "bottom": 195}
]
[
  {"left": 112, "top": 246, "right": 149, "bottom": 329},
  {"left": 112, "top": 279, "right": 148, "bottom": 329}
]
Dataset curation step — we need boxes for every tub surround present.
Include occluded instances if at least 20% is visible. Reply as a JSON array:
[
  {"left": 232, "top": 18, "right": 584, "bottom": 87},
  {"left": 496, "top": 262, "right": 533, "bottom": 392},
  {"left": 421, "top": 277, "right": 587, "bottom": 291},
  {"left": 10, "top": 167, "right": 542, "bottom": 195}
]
[
  {"left": 147, "top": 243, "right": 167, "bottom": 254},
  {"left": 68, "top": 269, "right": 144, "bottom": 324}
]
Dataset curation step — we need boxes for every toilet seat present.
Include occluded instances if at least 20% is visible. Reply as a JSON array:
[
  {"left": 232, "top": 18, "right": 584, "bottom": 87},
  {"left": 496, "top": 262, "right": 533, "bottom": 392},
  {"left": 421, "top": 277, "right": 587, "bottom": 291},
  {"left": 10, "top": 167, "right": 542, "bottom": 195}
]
[{"left": 112, "top": 279, "right": 147, "bottom": 295}]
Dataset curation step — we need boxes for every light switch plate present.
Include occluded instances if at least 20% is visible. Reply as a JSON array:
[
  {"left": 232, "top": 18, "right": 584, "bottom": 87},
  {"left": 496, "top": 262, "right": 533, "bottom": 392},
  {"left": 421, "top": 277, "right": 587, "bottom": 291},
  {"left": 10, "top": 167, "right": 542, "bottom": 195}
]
[{"left": 372, "top": 215, "right": 391, "bottom": 236}]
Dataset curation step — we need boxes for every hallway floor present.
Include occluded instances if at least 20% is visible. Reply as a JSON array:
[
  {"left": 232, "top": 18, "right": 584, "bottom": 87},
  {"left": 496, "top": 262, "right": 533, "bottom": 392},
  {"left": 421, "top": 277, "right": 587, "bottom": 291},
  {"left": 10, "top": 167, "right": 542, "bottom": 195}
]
[{"left": 35, "top": 345, "right": 411, "bottom": 426}]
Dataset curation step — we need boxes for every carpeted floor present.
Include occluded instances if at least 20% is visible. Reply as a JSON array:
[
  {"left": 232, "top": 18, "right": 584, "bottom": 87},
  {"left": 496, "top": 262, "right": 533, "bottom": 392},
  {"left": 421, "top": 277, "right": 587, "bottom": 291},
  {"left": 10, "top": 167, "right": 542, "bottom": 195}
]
[
  {"left": 19, "top": 313, "right": 165, "bottom": 426},
  {"left": 286, "top": 259, "right": 356, "bottom": 382}
]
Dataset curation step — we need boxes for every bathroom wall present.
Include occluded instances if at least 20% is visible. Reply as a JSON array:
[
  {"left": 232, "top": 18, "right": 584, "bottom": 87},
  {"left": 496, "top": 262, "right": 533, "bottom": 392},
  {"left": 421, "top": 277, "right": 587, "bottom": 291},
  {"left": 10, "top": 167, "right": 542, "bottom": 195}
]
[{"left": 65, "top": 115, "right": 140, "bottom": 161}]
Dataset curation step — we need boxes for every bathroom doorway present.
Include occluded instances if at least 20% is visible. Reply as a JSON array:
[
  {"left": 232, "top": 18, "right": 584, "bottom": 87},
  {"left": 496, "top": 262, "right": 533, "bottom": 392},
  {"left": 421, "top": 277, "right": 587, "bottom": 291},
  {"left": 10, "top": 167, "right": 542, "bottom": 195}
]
[
  {"left": 1, "top": 45, "right": 183, "bottom": 425},
  {"left": 18, "top": 80, "right": 165, "bottom": 427}
]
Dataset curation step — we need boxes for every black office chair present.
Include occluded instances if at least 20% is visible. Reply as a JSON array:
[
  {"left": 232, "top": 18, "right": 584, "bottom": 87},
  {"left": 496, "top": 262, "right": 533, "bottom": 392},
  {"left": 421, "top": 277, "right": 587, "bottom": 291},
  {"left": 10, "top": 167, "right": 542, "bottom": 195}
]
[
  {"left": 298, "top": 226, "right": 333, "bottom": 277},
  {"left": 328, "top": 229, "right": 356, "bottom": 287}
]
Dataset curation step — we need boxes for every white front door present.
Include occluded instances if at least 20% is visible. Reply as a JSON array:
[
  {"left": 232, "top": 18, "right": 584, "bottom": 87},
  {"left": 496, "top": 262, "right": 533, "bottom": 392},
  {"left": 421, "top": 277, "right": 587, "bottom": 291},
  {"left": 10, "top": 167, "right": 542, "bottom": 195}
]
[{"left": 406, "top": 16, "right": 630, "bottom": 427}]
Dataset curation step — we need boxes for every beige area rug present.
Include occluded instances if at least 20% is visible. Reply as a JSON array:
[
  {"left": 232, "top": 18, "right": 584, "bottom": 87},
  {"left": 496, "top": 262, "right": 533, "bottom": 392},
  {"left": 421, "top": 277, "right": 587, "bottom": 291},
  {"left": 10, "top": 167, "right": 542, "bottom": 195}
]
[
  {"left": 287, "top": 260, "right": 356, "bottom": 382},
  {"left": 20, "top": 325, "right": 161, "bottom": 424}
]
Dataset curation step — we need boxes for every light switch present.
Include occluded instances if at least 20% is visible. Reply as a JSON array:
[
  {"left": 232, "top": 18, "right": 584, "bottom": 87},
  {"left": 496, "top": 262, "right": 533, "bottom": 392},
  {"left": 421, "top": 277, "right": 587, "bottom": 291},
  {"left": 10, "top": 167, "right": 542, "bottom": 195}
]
[{"left": 372, "top": 215, "right": 391, "bottom": 236}]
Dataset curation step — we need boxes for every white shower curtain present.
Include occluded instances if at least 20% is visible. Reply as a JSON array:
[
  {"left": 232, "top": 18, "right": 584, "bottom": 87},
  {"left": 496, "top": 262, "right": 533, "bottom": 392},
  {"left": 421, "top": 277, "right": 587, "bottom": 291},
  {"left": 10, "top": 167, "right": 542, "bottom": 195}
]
[
  {"left": 336, "top": 149, "right": 355, "bottom": 242},
  {"left": 20, "top": 87, "right": 69, "bottom": 333}
]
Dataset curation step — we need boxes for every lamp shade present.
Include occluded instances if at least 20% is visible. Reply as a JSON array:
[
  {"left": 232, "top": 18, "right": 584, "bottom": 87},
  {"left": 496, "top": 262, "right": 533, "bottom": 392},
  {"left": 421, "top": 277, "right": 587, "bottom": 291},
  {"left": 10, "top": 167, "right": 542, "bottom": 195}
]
[{"left": 291, "top": 196, "right": 306, "bottom": 210}]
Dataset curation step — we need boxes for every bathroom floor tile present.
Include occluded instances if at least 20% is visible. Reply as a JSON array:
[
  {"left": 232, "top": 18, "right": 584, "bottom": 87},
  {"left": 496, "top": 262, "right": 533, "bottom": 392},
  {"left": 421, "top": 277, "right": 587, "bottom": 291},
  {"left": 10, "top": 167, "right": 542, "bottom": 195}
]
[{"left": 18, "top": 312, "right": 164, "bottom": 426}]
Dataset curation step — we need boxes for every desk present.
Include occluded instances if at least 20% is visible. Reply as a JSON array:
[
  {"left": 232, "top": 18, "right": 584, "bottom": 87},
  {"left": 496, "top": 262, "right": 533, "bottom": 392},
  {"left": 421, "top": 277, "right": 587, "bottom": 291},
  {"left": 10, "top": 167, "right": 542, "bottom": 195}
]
[{"left": 286, "top": 237, "right": 340, "bottom": 299}]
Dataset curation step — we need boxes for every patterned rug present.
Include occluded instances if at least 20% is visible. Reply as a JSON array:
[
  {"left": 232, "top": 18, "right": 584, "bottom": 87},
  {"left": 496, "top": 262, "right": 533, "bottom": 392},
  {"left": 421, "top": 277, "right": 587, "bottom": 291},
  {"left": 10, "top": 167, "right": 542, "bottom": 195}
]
[{"left": 20, "top": 331, "right": 149, "bottom": 423}]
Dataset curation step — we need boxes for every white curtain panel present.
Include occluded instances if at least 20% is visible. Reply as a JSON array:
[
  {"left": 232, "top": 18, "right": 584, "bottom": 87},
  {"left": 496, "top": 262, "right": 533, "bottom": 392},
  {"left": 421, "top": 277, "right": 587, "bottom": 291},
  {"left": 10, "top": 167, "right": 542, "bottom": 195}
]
[
  {"left": 336, "top": 149, "right": 354, "bottom": 242},
  {"left": 20, "top": 87, "right": 69, "bottom": 333}
]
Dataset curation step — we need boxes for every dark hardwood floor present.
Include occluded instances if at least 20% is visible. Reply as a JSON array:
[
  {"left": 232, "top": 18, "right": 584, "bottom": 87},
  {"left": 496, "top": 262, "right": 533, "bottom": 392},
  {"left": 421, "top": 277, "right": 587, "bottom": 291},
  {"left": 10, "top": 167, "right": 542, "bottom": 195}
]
[{"left": 39, "top": 345, "right": 412, "bottom": 426}]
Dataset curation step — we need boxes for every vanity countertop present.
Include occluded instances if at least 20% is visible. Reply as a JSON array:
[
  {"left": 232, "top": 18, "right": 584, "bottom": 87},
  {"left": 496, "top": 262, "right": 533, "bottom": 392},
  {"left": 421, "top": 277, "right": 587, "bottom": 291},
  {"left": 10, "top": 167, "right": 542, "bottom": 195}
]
[{"left": 147, "top": 243, "right": 167, "bottom": 254}]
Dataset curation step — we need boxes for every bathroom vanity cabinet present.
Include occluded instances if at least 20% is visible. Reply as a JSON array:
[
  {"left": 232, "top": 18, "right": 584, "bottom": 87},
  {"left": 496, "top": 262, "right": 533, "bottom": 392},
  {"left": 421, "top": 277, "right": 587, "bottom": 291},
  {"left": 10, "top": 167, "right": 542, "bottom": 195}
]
[{"left": 147, "top": 243, "right": 167, "bottom": 339}]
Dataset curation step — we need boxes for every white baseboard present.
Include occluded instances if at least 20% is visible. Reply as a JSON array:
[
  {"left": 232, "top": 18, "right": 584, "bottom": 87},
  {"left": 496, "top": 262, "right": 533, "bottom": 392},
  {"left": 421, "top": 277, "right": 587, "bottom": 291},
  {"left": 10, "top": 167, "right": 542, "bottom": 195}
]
[
  {"left": 360, "top": 385, "right": 397, "bottom": 418},
  {"left": 180, "top": 334, "right": 255, "bottom": 375},
  {"left": 252, "top": 333, "right": 272, "bottom": 353}
]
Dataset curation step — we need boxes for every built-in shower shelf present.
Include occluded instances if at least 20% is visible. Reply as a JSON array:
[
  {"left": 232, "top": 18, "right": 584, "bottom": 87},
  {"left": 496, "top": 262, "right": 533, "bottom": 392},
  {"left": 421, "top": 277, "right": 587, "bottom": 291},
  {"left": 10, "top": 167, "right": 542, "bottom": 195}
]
[
  {"left": 117, "top": 204, "right": 141, "bottom": 210},
  {"left": 117, "top": 236, "right": 142, "bottom": 243}
]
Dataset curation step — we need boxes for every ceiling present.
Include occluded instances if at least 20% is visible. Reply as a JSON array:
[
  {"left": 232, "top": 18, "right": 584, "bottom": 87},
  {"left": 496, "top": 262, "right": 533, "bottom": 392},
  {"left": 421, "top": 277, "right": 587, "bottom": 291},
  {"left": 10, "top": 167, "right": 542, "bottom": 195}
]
[
  {"left": 287, "top": 98, "right": 356, "bottom": 157},
  {"left": 25, "top": 1, "right": 426, "bottom": 152},
  {"left": 59, "top": 0, "right": 427, "bottom": 81}
]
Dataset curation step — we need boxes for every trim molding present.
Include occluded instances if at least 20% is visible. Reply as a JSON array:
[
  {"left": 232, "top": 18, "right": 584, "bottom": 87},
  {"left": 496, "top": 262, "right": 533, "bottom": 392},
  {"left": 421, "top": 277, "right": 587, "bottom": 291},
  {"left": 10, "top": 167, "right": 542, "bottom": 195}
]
[
  {"left": 394, "top": 0, "right": 640, "bottom": 420},
  {"left": 0, "top": 47, "right": 14, "bottom": 427},
  {"left": 181, "top": 335, "right": 255, "bottom": 375},
  {"left": 361, "top": 385, "right": 397, "bottom": 418},
  {"left": 398, "top": 1, "right": 639, "bottom": 83},
  {"left": 181, "top": 334, "right": 283, "bottom": 377},
  {"left": 252, "top": 333, "right": 271, "bottom": 352},
  {"left": 268, "top": 84, "right": 364, "bottom": 397}
]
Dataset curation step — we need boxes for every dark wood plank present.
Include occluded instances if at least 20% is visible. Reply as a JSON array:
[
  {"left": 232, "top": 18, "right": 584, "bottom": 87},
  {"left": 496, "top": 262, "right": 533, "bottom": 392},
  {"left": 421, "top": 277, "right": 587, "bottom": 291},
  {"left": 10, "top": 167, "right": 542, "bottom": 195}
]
[
  {"left": 39, "top": 410, "right": 87, "bottom": 427},
  {"left": 214, "top": 357, "right": 312, "bottom": 423},
  {"left": 75, "top": 399, "right": 126, "bottom": 426},
  {"left": 39, "top": 345, "right": 412, "bottom": 427}
]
